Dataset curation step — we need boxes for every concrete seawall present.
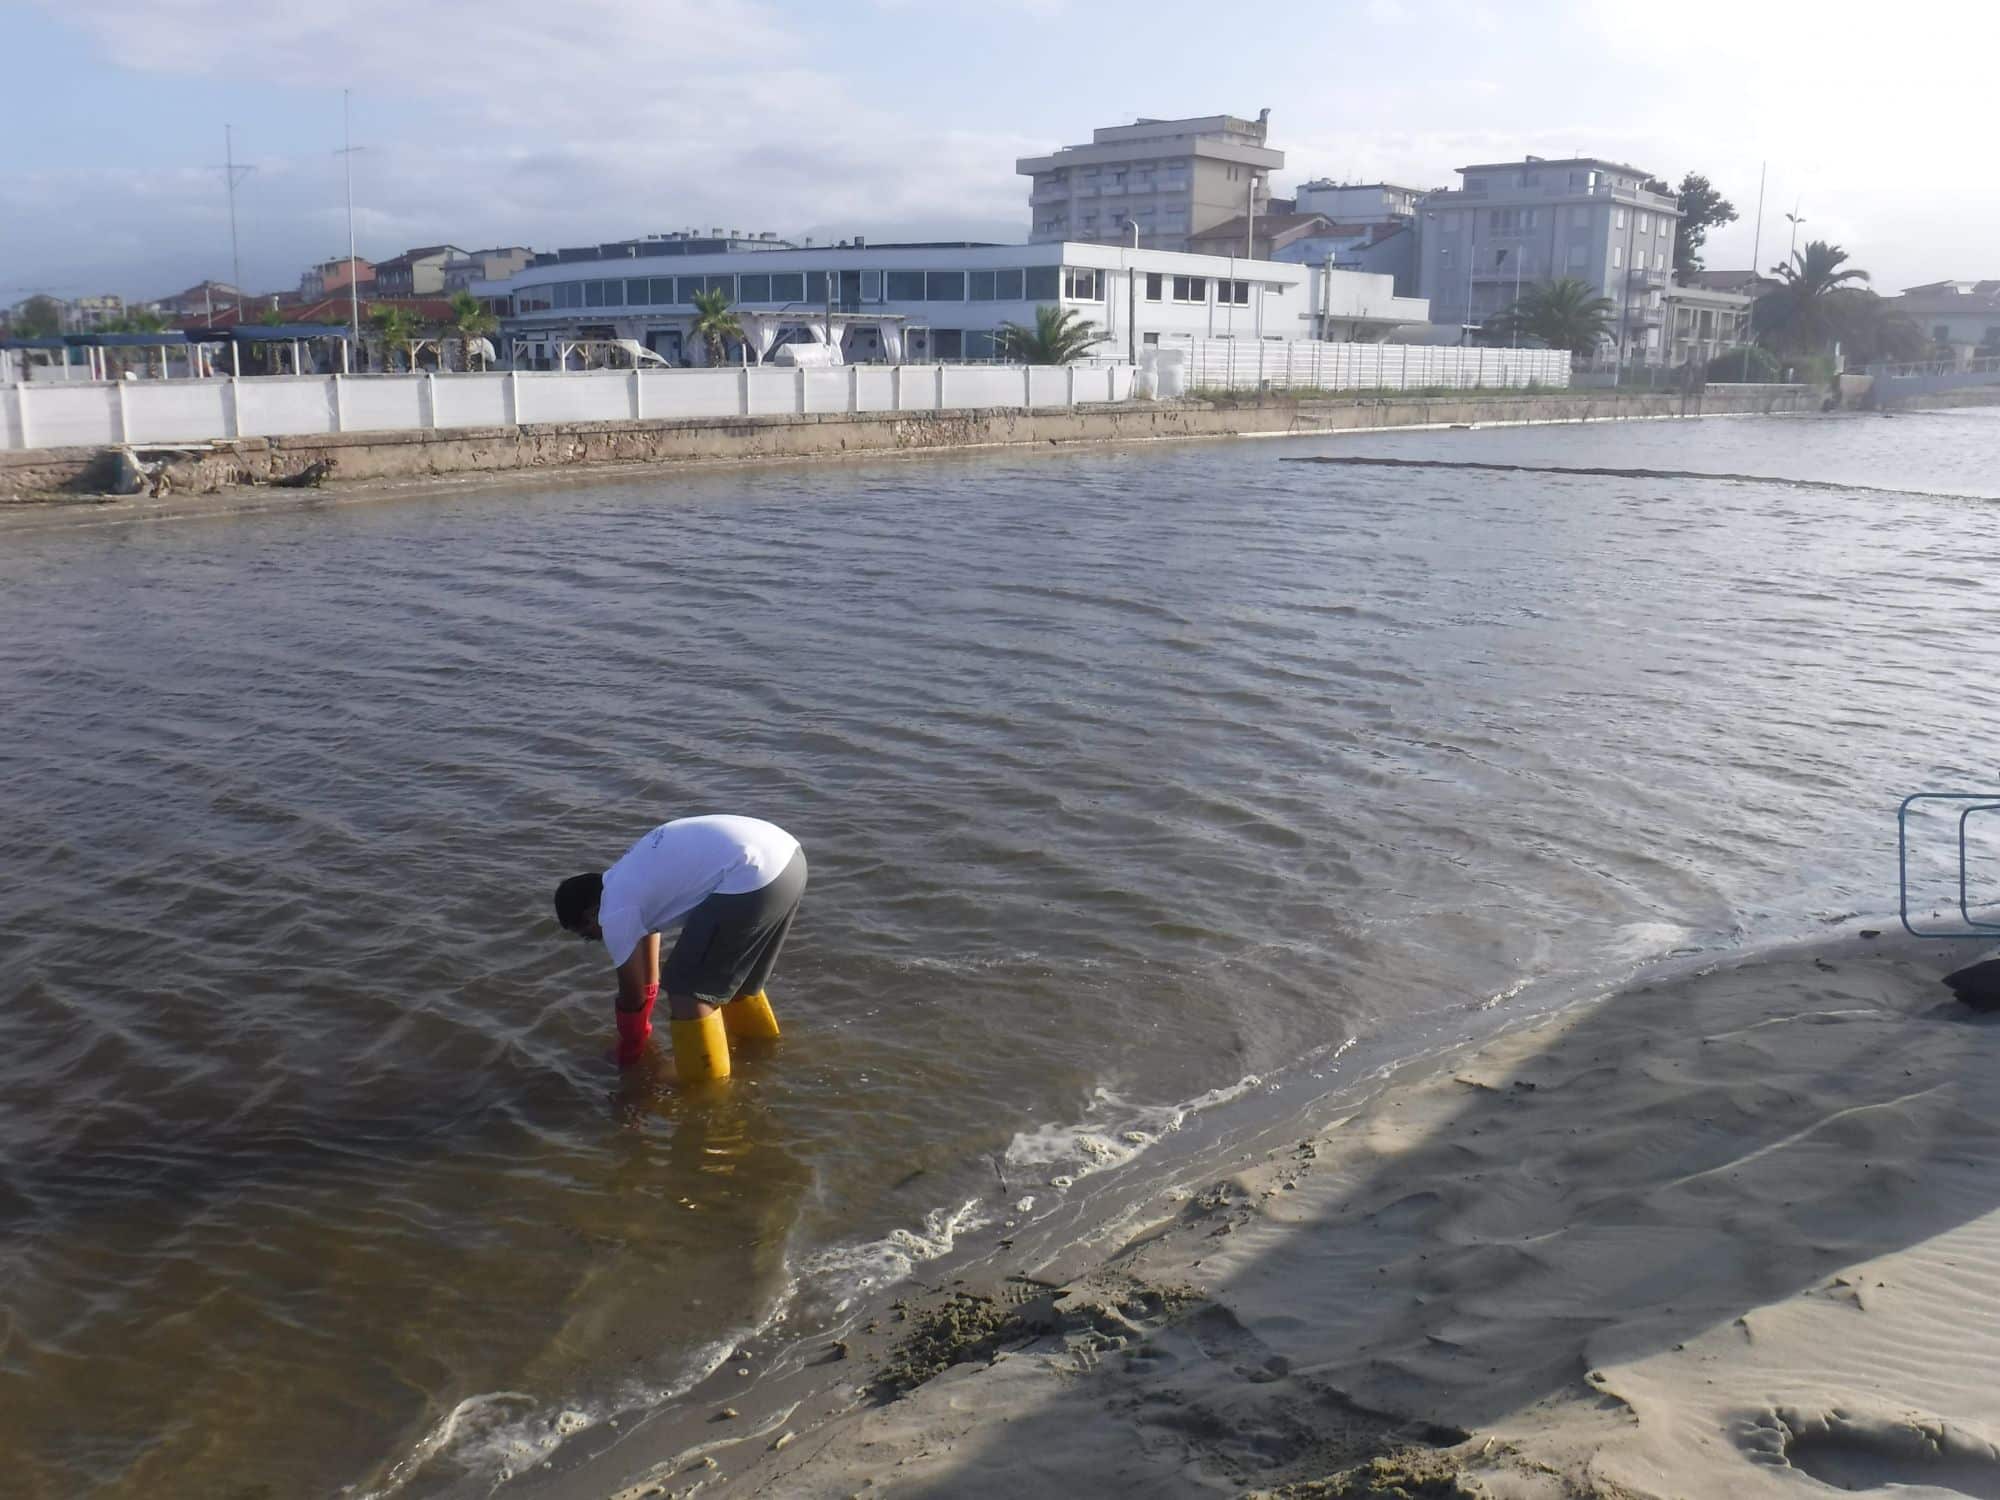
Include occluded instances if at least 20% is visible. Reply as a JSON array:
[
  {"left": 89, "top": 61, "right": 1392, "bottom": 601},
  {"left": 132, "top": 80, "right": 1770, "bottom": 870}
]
[{"left": 0, "top": 385, "right": 1821, "bottom": 508}]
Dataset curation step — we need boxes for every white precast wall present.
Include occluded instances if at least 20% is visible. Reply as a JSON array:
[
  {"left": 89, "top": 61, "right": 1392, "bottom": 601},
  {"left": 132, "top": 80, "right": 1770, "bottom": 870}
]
[
  {"left": 0, "top": 364, "right": 1138, "bottom": 451},
  {"left": 1162, "top": 338, "right": 1570, "bottom": 392}
]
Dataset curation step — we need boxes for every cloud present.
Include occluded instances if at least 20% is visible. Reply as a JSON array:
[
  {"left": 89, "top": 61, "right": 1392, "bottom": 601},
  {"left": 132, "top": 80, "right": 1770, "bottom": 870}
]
[{"left": 5, "top": 0, "right": 1039, "bottom": 298}]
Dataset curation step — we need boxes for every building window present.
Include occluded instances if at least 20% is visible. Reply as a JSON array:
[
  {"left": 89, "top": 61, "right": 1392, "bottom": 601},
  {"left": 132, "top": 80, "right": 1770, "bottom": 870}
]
[
  {"left": 1024, "top": 265, "right": 1060, "bottom": 300},
  {"left": 1637, "top": 212, "right": 1649, "bottom": 234},
  {"left": 862, "top": 270, "right": 883, "bottom": 302},
  {"left": 649, "top": 277, "right": 678, "bottom": 305},
  {"left": 1146, "top": 272, "right": 1163, "bottom": 301},
  {"left": 769, "top": 272, "right": 805, "bottom": 303},
  {"left": 969, "top": 270, "right": 997, "bottom": 301},
  {"left": 1216, "top": 279, "right": 1250, "bottom": 306},
  {"left": 585, "top": 280, "right": 607, "bottom": 308},
  {"left": 1172, "top": 275, "right": 1207, "bottom": 303},
  {"left": 885, "top": 270, "right": 926, "bottom": 301},
  {"left": 738, "top": 273, "right": 772, "bottom": 303},
  {"left": 965, "top": 329, "right": 998, "bottom": 359},
  {"left": 997, "top": 268, "right": 1026, "bottom": 300},
  {"left": 1063, "top": 268, "right": 1102, "bottom": 300},
  {"left": 1615, "top": 209, "right": 1627, "bottom": 229},
  {"left": 627, "top": 278, "right": 651, "bottom": 305},
  {"left": 1612, "top": 245, "right": 1623, "bottom": 269},
  {"left": 926, "top": 271, "right": 966, "bottom": 301},
  {"left": 1142, "top": 331, "right": 1160, "bottom": 345}
]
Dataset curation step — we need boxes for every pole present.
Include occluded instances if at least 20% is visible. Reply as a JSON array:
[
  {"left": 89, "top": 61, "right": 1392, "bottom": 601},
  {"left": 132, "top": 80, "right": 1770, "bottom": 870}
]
[
  {"left": 342, "top": 90, "right": 362, "bottom": 351},
  {"left": 225, "top": 126, "right": 246, "bottom": 316},
  {"left": 1513, "top": 240, "right": 1522, "bottom": 347},
  {"left": 1750, "top": 162, "right": 1766, "bottom": 275},
  {"left": 1464, "top": 211, "right": 1475, "bottom": 345},
  {"left": 1125, "top": 219, "right": 1138, "bottom": 366},
  {"left": 1616, "top": 200, "right": 1636, "bottom": 369}
]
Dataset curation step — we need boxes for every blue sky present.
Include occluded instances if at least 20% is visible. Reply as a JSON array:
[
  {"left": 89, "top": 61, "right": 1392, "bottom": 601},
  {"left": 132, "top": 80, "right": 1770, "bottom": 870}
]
[{"left": 3, "top": 0, "right": 1991, "bottom": 302}]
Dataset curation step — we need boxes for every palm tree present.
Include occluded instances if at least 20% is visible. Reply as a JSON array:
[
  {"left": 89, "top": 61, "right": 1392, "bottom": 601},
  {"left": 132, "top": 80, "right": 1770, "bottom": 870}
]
[
  {"left": 367, "top": 303, "right": 418, "bottom": 372},
  {"left": 1485, "top": 278, "right": 1617, "bottom": 358},
  {"left": 448, "top": 289, "right": 498, "bottom": 371},
  {"left": 1754, "top": 240, "right": 1869, "bottom": 356},
  {"left": 994, "top": 304, "right": 1103, "bottom": 364},
  {"left": 689, "top": 287, "right": 744, "bottom": 367}
]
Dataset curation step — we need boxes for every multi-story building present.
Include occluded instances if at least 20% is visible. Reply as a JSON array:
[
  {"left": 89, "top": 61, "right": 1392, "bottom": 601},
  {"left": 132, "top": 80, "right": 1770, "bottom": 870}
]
[
  {"left": 1893, "top": 280, "right": 2000, "bottom": 361},
  {"left": 371, "top": 246, "right": 464, "bottom": 298},
  {"left": 443, "top": 247, "right": 536, "bottom": 291},
  {"left": 484, "top": 239, "right": 1425, "bottom": 367},
  {"left": 64, "top": 295, "right": 129, "bottom": 330},
  {"left": 1661, "top": 284, "right": 1753, "bottom": 368},
  {"left": 1416, "top": 156, "right": 1680, "bottom": 362},
  {"left": 1017, "top": 113, "right": 1283, "bottom": 252},
  {"left": 1294, "top": 181, "right": 1423, "bottom": 221},
  {"left": 299, "top": 257, "right": 375, "bottom": 301},
  {"left": 153, "top": 281, "right": 243, "bottom": 322}
]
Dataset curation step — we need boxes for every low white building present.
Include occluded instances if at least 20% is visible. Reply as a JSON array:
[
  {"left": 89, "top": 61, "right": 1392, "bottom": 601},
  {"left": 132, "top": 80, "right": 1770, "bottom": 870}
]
[{"left": 483, "top": 240, "right": 1426, "bottom": 367}]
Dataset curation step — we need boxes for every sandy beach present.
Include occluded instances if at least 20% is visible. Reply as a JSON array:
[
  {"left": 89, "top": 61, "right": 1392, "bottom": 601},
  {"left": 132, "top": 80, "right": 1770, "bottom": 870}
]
[{"left": 573, "top": 926, "right": 2000, "bottom": 1498}]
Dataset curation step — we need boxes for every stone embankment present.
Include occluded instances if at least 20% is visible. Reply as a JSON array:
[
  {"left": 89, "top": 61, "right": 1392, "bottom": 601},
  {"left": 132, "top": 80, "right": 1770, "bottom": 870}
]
[{"left": 0, "top": 386, "right": 1822, "bottom": 509}]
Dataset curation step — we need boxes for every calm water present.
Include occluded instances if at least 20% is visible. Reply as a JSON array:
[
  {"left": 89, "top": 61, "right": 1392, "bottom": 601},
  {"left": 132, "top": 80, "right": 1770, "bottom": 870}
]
[{"left": 4, "top": 408, "right": 1998, "bottom": 1497}]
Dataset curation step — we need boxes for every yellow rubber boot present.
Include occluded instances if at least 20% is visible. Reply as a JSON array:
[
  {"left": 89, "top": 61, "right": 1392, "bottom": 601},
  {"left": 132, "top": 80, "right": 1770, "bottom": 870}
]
[
  {"left": 724, "top": 990, "right": 781, "bottom": 1040},
  {"left": 670, "top": 1011, "right": 732, "bottom": 1082}
]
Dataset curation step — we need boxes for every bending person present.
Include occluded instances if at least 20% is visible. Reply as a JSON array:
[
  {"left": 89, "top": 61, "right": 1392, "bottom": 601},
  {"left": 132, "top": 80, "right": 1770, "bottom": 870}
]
[{"left": 554, "top": 815, "right": 806, "bottom": 1079}]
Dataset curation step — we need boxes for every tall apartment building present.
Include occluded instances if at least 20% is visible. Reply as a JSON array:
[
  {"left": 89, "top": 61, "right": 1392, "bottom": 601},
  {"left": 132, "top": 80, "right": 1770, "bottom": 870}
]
[
  {"left": 1416, "top": 156, "right": 1680, "bottom": 362},
  {"left": 1016, "top": 113, "right": 1283, "bottom": 252}
]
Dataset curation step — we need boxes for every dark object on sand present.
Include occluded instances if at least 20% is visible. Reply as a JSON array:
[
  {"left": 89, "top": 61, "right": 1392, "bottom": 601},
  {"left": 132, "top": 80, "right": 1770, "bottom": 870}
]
[
  {"left": 1942, "top": 958, "right": 2000, "bottom": 1012},
  {"left": 271, "top": 458, "right": 334, "bottom": 489}
]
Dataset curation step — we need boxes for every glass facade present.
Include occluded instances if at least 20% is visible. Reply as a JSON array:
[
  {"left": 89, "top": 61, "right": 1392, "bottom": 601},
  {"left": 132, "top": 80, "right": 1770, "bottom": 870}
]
[{"left": 521, "top": 262, "right": 1100, "bottom": 314}]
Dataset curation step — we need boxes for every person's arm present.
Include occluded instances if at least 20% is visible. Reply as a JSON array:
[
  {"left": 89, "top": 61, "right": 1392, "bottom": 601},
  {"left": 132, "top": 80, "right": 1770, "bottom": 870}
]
[{"left": 613, "top": 933, "right": 661, "bottom": 1065}]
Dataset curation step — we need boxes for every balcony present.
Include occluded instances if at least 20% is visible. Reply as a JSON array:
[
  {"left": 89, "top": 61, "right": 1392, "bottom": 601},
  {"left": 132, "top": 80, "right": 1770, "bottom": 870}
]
[{"left": 1628, "top": 267, "right": 1668, "bottom": 290}]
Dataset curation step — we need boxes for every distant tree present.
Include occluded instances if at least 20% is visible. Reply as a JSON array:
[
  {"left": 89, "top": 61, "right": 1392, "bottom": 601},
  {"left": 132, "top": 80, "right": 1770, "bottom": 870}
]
[
  {"left": 689, "top": 287, "right": 744, "bottom": 367},
  {"left": 1487, "top": 277, "right": 1616, "bottom": 358},
  {"left": 259, "top": 305, "right": 288, "bottom": 326},
  {"left": 13, "top": 294, "right": 63, "bottom": 337},
  {"left": 994, "top": 304, "right": 1104, "bottom": 364},
  {"left": 367, "top": 303, "right": 419, "bottom": 371},
  {"left": 1754, "top": 241, "right": 1869, "bottom": 355},
  {"left": 1667, "top": 174, "right": 1737, "bottom": 283},
  {"left": 125, "top": 308, "right": 168, "bottom": 334},
  {"left": 447, "top": 289, "right": 499, "bottom": 370}
]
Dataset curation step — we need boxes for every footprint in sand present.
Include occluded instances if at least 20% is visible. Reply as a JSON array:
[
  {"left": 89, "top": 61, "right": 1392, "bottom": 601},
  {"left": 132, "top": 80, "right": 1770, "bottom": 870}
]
[{"left": 1742, "top": 1405, "right": 2000, "bottom": 1498}]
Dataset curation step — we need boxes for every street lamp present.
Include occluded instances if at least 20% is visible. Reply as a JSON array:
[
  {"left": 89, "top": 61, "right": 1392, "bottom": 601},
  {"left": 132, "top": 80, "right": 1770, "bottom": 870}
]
[
  {"left": 1784, "top": 206, "right": 1806, "bottom": 266},
  {"left": 1121, "top": 218, "right": 1139, "bottom": 366}
]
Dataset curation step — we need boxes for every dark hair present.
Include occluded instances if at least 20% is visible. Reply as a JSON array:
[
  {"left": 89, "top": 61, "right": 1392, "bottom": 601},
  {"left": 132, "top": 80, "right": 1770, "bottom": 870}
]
[{"left": 553, "top": 872, "right": 603, "bottom": 932}]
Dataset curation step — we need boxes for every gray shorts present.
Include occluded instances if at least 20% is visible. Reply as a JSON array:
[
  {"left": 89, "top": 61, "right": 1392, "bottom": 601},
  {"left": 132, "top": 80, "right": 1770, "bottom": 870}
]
[{"left": 663, "top": 849, "right": 808, "bottom": 1003}]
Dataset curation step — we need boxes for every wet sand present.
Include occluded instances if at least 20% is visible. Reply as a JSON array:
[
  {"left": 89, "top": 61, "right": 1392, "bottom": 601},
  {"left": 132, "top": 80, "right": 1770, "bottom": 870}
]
[{"left": 547, "top": 926, "right": 2000, "bottom": 1497}]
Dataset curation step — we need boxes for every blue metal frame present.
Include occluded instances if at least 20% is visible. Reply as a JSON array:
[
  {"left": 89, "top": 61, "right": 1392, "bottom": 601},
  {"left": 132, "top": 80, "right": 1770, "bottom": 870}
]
[{"left": 1898, "top": 792, "right": 2000, "bottom": 936}]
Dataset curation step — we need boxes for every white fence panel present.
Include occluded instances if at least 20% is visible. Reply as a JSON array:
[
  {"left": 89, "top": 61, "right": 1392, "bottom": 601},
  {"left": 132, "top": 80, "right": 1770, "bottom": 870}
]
[
  {"left": 0, "top": 390, "right": 18, "bottom": 449},
  {"left": 1025, "top": 367, "right": 1070, "bottom": 407},
  {"left": 516, "top": 371, "right": 630, "bottom": 424},
  {"left": 803, "top": 369, "right": 849, "bottom": 412},
  {"left": 240, "top": 377, "right": 338, "bottom": 436},
  {"left": 854, "top": 367, "right": 898, "bottom": 412},
  {"left": 22, "top": 384, "right": 120, "bottom": 447},
  {"left": 743, "top": 367, "right": 793, "bottom": 416},
  {"left": 899, "top": 367, "right": 939, "bottom": 411},
  {"left": 435, "top": 374, "right": 510, "bottom": 428},
  {"left": 334, "top": 377, "right": 421, "bottom": 434},
  {"left": 122, "top": 381, "right": 230, "bottom": 444},
  {"left": 1159, "top": 337, "right": 1569, "bottom": 393},
  {"left": 950, "top": 366, "right": 1025, "bottom": 408},
  {"left": 649, "top": 369, "right": 744, "bottom": 419}
]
